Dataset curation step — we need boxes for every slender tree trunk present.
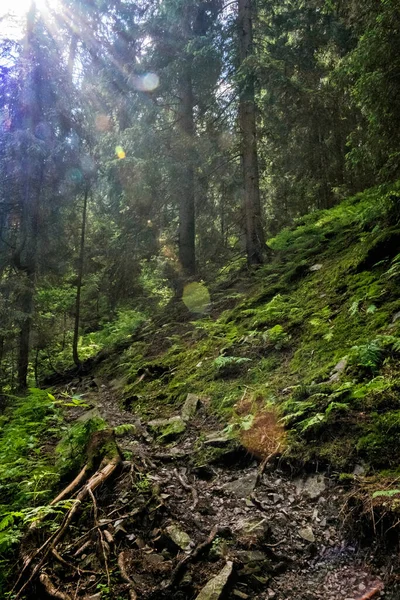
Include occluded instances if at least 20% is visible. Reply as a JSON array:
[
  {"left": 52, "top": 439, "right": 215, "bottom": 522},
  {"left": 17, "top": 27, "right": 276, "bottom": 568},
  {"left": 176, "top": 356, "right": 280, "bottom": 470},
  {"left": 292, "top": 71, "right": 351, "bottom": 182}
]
[
  {"left": 17, "top": 0, "right": 40, "bottom": 391},
  {"left": 17, "top": 273, "right": 34, "bottom": 390},
  {"left": 177, "top": 8, "right": 196, "bottom": 279},
  {"left": 17, "top": 166, "right": 43, "bottom": 391},
  {"left": 238, "top": 0, "right": 265, "bottom": 265},
  {"left": 73, "top": 186, "right": 89, "bottom": 366}
]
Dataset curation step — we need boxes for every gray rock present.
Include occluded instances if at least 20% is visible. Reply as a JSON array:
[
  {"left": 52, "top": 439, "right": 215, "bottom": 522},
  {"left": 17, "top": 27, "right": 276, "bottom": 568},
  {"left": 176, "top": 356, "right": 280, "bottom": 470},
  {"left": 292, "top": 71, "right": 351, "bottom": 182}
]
[
  {"left": 329, "top": 357, "right": 348, "bottom": 383},
  {"left": 310, "top": 263, "right": 323, "bottom": 272},
  {"left": 204, "top": 430, "right": 232, "bottom": 446},
  {"left": 294, "top": 473, "right": 326, "bottom": 499},
  {"left": 181, "top": 393, "right": 200, "bottom": 421},
  {"left": 352, "top": 463, "right": 366, "bottom": 476},
  {"left": 223, "top": 472, "right": 257, "bottom": 498},
  {"left": 147, "top": 416, "right": 186, "bottom": 441},
  {"left": 298, "top": 527, "right": 315, "bottom": 543},
  {"left": 166, "top": 524, "right": 192, "bottom": 550},
  {"left": 77, "top": 408, "right": 101, "bottom": 422},
  {"left": 235, "top": 550, "right": 268, "bottom": 563},
  {"left": 392, "top": 311, "right": 400, "bottom": 323},
  {"left": 195, "top": 561, "right": 233, "bottom": 600}
]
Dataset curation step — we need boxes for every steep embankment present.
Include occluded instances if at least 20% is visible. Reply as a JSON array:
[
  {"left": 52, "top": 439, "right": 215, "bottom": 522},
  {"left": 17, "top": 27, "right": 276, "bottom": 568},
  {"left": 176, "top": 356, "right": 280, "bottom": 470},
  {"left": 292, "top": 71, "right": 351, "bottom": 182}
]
[
  {"left": 100, "top": 182, "right": 400, "bottom": 480},
  {"left": 2, "top": 182, "right": 400, "bottom": 598}
]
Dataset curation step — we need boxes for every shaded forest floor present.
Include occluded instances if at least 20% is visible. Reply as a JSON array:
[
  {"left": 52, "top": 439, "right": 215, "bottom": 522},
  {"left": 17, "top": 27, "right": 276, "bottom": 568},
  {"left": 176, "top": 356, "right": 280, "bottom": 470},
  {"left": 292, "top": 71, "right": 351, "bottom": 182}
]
[{"left": 11, "top": 377, "right": 397, "bottom": 599}]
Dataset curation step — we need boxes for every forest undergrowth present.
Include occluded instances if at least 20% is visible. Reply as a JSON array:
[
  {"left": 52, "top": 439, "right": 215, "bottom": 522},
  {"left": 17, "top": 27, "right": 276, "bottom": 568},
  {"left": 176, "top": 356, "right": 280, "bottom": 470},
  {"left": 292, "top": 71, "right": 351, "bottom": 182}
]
[{"left": 2, "top": 183, "right": 400, "bottom": 598}]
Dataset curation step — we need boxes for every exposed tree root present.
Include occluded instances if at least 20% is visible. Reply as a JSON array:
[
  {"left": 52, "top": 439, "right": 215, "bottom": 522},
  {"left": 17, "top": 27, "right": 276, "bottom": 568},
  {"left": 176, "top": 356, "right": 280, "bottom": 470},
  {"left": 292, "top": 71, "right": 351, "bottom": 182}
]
[
  {"left": 50, "top": 464, "right": 89, "bottom": 506},
  {"left": 173, "top": 467, "right": 199, "bottom": 510},
  {"left": 118, "top": 551, "right": 138, "bottom": 600},
  {"left": 169, "top": 524, "right": 226, "bottom": 587},
  {"left": 14, "top": 431, "right": 122, "bottom": 599},
  {"left": 39, "top": 572, "right": 72, "bottom": 600}
]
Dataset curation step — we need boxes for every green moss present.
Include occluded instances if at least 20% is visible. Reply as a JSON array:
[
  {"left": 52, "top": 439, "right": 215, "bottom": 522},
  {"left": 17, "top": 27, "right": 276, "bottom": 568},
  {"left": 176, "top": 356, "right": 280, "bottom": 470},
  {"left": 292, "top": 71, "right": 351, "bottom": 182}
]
[{"left": 94, "top": 180, "right": 400, "bottom": 474}]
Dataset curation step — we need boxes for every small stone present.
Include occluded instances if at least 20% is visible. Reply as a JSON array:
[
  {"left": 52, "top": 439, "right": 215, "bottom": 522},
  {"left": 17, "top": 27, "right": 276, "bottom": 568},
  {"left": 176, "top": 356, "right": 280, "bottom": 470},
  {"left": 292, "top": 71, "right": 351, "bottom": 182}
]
[
  {"left": 233, "top": 591, "right": 249, "bottom": 599},
  {"left": 310, "top": 263, "right": 323, "bottom": 271},
  {"left": 392, "top": 311, "right": 400, "bottom": 323},
  {"left": 181, "top": 393, "right": 200, "bottom": 421},
  {"left": 353, "top": 463, "right": 365, "bottom": 476},
  {"left": 223, "top": 472, "right": 257, "bottom": 498},
  {"left": 329, "top": 357, "right": 348, "bottom": 382},
  {"left": 195, "top": 561, "right": 233, "bottom": 600},
  {"left": 204, "top": 431, "right": 232, "bottom": 446},
  {"left": 166, "top": 524, "right": 192, "bottom": 550},
  {"left": 294, "top": 473, "right": 326, "bottom": 499},
  {"left": 148, "top": 416, "right": 186, "bottom": 441},
  {"left": 298, "top": 526, "right": 315, "bottom": 543},
  {"left": 235, "top": 550, "right": 268, "bottom": 563}
]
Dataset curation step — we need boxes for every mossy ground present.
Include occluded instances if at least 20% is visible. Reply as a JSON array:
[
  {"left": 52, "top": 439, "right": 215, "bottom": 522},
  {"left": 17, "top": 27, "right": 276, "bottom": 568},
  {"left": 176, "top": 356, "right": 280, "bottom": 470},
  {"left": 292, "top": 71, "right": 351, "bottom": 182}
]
[{"left": 98, "top": 181, "right": 400, "bottom": 478}]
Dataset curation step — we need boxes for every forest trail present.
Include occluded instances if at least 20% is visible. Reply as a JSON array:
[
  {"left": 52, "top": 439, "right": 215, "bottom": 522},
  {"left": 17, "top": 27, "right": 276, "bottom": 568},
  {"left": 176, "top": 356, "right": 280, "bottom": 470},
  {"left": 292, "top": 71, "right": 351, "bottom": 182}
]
[{"left": 30, "top": 378, "right": 395, "bottom": 600}]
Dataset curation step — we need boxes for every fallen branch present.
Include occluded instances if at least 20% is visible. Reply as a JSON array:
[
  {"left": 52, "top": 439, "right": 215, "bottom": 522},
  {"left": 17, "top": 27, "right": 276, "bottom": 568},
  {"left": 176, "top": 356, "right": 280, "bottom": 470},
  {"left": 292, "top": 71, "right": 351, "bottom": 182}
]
[{"left": 253, "top": 443, "right": 281, "bottom": 491}]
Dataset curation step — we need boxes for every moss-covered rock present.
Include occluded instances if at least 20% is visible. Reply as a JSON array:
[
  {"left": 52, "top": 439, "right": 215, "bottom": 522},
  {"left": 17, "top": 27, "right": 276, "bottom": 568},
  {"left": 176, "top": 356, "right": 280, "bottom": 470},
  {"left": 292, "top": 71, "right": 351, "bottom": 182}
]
[{"left": 147, "top": 415, "right": 186, "bottom": 441}]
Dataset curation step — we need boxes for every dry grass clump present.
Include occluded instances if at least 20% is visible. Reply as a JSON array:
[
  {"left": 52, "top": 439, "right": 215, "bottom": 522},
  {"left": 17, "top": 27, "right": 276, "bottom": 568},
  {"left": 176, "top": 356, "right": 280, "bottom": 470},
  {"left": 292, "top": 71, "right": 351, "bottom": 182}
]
[{"left": 236, "top": 396, "right": 286, "bottom": 459}]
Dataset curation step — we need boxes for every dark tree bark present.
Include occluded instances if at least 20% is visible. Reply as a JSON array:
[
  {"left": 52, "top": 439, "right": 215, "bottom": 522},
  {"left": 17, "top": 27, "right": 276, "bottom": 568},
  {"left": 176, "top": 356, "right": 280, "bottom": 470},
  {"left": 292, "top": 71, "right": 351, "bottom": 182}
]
[
  {"left": 73, "top": 186, "right": 89, "bottom": 366},
  {"left": 238, "top": 0, "right": 266, "bottom": 265},
  {"left": 177, "top": 7, "right": 196, "bottom": 279}
]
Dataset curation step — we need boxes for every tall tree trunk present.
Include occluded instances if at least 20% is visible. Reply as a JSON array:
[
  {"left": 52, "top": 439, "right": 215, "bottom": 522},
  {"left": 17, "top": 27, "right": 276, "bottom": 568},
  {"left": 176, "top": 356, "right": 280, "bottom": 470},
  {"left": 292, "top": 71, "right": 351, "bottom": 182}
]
[
  {"left": 178, "top": 7, "right": 196, "bottom": 279},
  {"left": 238, "top": 0, "right": 265, "bottom": 265},
  {"left": 17, "top": 0, "right": 40, "bottom": 391},
  {"left": 73, "top": 186, "right": 89, "bottom": 366}
]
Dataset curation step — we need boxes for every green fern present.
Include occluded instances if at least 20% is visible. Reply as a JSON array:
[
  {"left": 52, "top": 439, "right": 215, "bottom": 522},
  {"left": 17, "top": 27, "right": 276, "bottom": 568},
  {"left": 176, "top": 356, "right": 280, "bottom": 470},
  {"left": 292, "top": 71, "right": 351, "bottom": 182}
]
[
  {"left": 372, "top": 489, "right": 400, "bottom": 499},
  {"left": 213, "top": 356, "right": 251, "bottom": 369},
  {"left": 114, "top": 423, "right": 137, "bottom": 437},
  {"left": 349, "top": 340, "right": 383, "bottom": 372}
]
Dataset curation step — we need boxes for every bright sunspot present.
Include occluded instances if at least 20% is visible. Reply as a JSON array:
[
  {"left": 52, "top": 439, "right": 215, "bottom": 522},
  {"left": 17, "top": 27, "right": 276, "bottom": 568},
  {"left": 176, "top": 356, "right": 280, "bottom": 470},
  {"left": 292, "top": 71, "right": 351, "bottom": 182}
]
[
  {"left": 0, "top": 0, "right": 54, "bottom": 23},
  {"left": 0, "top": 0, "right": 57, "bottom": 39}
]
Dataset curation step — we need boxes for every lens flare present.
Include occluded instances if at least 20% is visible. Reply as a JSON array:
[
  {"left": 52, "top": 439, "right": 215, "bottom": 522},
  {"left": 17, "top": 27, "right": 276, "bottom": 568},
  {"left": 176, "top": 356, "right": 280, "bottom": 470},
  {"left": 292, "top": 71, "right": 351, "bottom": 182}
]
[
  {"left": 115, "top": 146, "right": 126, "bottom": 159},
  {"left": 133, "top": 73, "right": 160, "bottom": 92},
  {"left": 182, "top": 282, "right": 210, "bottom": 314}
]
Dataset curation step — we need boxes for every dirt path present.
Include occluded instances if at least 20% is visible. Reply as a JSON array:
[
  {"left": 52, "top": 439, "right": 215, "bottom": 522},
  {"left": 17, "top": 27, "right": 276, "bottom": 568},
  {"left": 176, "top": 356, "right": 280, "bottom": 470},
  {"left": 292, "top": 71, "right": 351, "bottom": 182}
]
[{"left": 32, "top": 380, "right": 397, "bottom": 600}]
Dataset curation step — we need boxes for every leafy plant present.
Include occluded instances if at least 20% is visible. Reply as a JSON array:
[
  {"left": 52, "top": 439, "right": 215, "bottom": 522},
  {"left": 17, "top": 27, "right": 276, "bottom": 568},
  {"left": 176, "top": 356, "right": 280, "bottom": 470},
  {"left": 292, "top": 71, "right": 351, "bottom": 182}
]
[
  {"left": 114, "top": 423, "right": 137, "bottom": 437},
  {"left": 263, "top": 324, "right": 290, "bottom": 349},
  {"left": 213, "top": 356, "right": 251, "bottom": 370},
  {"left": 372, "top": 489, "right": 400, "bottom": 499},
  {"left": 348, "top": 340, "right": 383, "bottom": 373}
]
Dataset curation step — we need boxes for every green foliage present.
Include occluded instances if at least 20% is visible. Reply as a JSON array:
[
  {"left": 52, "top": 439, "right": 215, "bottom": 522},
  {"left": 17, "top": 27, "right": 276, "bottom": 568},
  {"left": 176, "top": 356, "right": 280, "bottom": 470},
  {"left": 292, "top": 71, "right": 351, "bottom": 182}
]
[
  {"left": 114, "top": 423, "right": 137, "bottom": 437},
  {"left": 213, "top": 356, "right": 251, "bottom": 370},
  {"left": 0, "top": 389, "right": 62, "bottom": 510},
  {"left": 56, "top": 417, "right": 107, "bottom": 475},
  {"left": 263, "top": 325, "right": 290, "bottom": 349},
  {"left": 348, "top": 340, "right": 383, "bottom": 374},
  {"left": 372, "top": 489, "right": 400, "bottom": 499}
]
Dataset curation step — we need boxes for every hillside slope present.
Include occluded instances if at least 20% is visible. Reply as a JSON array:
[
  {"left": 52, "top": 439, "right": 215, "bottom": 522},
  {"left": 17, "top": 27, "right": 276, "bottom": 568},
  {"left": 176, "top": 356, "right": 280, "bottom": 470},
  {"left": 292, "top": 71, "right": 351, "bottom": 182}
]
[
  {"left": 99, "top": 181, "right": 400, "bottom": 477},
  {"left": 2, "top": 182, "right": 400, "bottom": 598}
]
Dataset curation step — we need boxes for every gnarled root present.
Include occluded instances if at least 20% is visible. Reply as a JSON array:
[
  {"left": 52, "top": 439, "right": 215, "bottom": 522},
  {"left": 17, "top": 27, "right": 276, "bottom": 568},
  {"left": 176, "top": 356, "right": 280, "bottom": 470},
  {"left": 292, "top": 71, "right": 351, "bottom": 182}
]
[{"left": 14, "top": 430, "right": 122, "bottom": 599}]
